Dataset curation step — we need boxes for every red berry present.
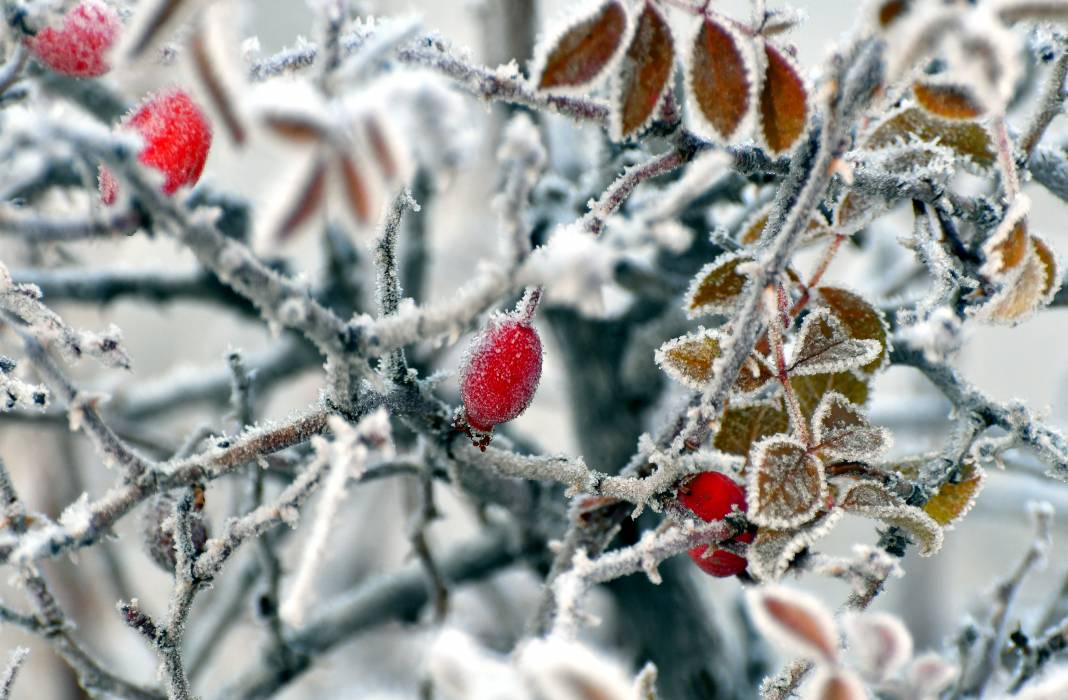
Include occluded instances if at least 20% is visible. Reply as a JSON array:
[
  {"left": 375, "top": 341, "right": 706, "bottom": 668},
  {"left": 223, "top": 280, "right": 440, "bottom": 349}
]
[
  {"left": 460, "top": 307, "right": 544, "bottom": 434},
  {"left": 27, "top": 1, "right": 120, "bottom": 78},
  {"left": 678, "top": 471, "right": 753, "bottom": 578},
  {"left": 99, "top": 88, "right": 213, "bottom": 203}
]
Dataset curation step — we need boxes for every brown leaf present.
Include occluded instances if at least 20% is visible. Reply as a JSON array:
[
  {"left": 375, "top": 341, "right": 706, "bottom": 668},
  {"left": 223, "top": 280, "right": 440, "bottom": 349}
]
[
  {"left": 684, "top": 252, "right": 753, "bottom": 317},
  {"left": 336, "top": 155, "right": 374, "bottom": 226},
  {"left": 866, "top": 106, "right": 995, "bottom": 169},
  {"left": 191, "top": 31, "right": 246, "bottom": 145},
  {"left": 842, "top": 613, "right": 913, "bottom": 682},
  {"left": 748, "top": 435, "right": 826, "bottom": 529},
  {"left": 363, "top": 113, "right": 400, "bottom": 182},
  {"left": 262, "top": 113, "right": 329, "bottom": 143},
  {"left": 274, "top": 159, "right": 327, "bottom": 241},
  {"left": 715, "top": 399, "right": 790, "bottom": 457},
  {"left": 738, "top": 204, "right": 772, "bottom": 246},
  {"left": 788, "top": 308, "right": 881, "bottom": 376},
  {"left": 817, "top": 287, "right": 891, "bottom": 373},
  {"left": 792, "top": 372, "right": 870, "bottom": 420},
  {"left": 913, "top": 80, "right": 985, "bottom": 120},
  {"left": 811, "top": 391, "right": 890, "bottom": 462},
  {"left": 839, "top": 481, "right": 943, "bottom": 555},
  {"left": 747, "top": 586, "right": 839, "bottom": 662},
  {"left": 748, "top": 509, "right": 842, "bottom": 581},
  {"left": 655, "top": 328, "right": 724, "bottom": 388},
  {"left": 534, "top": 0, "right": 629, "bottom": 92},
  {"left": 1032, "top": 233, "right": 1062, "bottom": 304},
  {"left": 732, "top": 351, "right": 777, "bottom": 396},
  {"left": 875, "top": 0, "right": 912, "bottom": 29},
  {"left": 759, "top": 41, "right": 808, "bottom": 154},
  {"left": 687, "top": 14, "right": 757, "bottom": 141},
  {"left": 923, "top": 461, "right": 985, "bottom": 527},
  {"left": 612, "top": 1, "right": 674, "bottom": 140},
  {"left": 810, "top": 668, "right": 867, "bottom": 700},
  {"left": 981, "top": 202, "right": 1030, "bottom": 279},
  {"left": 972, "top": 243, "right": 1048, "bottom": 324}
]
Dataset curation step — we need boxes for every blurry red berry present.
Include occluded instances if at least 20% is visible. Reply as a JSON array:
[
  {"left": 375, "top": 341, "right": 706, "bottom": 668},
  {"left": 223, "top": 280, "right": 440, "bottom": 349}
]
[
  {"left": 27, "top": 0, "right": 120, "bottom": 78},
  {"left": 460, "top": 299, "right": 544, "bottom": 433},
  {"left": 678, "top": 471, "right": 752, "bottom": 578},
  {"left": 98, "top": 88, "right": 213, "bottom": 204}
]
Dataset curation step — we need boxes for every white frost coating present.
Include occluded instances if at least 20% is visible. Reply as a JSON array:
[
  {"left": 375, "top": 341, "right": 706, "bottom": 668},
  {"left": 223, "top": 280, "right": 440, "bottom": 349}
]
[
  {"left": 654, "top": 327, "right": 727, "bottom": 390},
  {"left": 527, "top": 0, "right": 633, "bottom": 97},
  {"left": 810, "top": 390, "right": 892, "bottom": 462},
  {"left": 279, "top": 410, "right": 392, "bottom": 628},
  {"left": 747, "top": 434, "right": 827, "bottom": 530},
  {"left": 683, "top": 251, "right": 754, "bottom": 319},
  {"left": 788, "top": 308, "right": 881, "bottom": 376},
  {"left": 746, "top": 585, "right": 839, "bottom": 664},
  {"left": 518, "top": 636, "right": 634, "bottom": 700},
  {"left": 57, "top": 492, "right": 93, "bottom": 540},
  {"left": 897, "top": 306, "right": 963, "bottom": 362},
  {"left": 748, "top": 509, "right": 844, "bottom": 582},
  {"left": 524, "top": 222, "right": 620, "bottom": 317},
  {"left": 429, "top": 629, "right": 527, "bottom": 700}
]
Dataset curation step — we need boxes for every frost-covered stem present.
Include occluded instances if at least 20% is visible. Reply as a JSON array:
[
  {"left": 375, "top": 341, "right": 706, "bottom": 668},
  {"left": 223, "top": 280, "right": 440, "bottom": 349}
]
[
  {"left": 374, "top": 190, "right": 416, "bottom": 383},
  {"left": 584, "top": 146, "right": 691, "bottom": 235},
  {"left": 18, "top": 332, "right": 151, "bottom": 479},
  {"left": 994, "top": 116, "right": 1021, "bottom": 199},
  {"left": 0, "top": 206, "right": 142, "bottom": 240},
  {"left": 1020, "top": 35, "right": 1068, "bottom": 158},
  {"left": 160, "top": 492, "right": 197, "bottom": 700},
  {"left": 0, "top": 42, "right": 27, "bottom": 95},
  {"left": 962, "top": 502, "right": 1054, "bottom": 697},
  {"left": 550, "top": 519, "right": 736, "bottom": 637},
  {"left": 0, "top": 408, "right": 329, "bottom": 567},
  {"left": 1009, "top": 613, "right": 1068, "bottom": 691},
  {"left": 407, "top": 466, "right": 448, "bottom": 621},
  {"left": 519, "top": 286, "right": 542, "bottom": 322},
  {"left": 0, "top": 647, "right": 28, "bottom": 700},
  {"left": 768, "top": 285, "right": 809, "bottom": 444}
]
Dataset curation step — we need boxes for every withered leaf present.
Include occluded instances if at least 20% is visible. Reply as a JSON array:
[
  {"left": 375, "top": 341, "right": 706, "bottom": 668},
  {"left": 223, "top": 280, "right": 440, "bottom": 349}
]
[
  {"left": 274, "top": 158, "right": 328, "bottom": 241},
  {"left": 748, "top": 435, "right": 826, "bottom": 529},
  {"left": 839, "top": 481, "right": 944, "bottom": 556},
  {"left": 810, "top": 668, "right": 867, "bottom": 700},
  {"left": 612, "top": 1, "right": 674, "bottom": 140},
  {"left": 811, "top": 391, "right": 890, "bottom": 462},
  {"left": 687, "top": 14, "right": 756, "bottom": 142},
  {"left": 684, "top": 251, "right": 753, "bottom": 318},
  {"left": 714, "top": 399, "right": 790, "bottom": 457},
  {"left": 875, "top": 0, "right": 911, "bottom": 29},
  {"left": 788, "top": 308, "right": 881, "bottom": 376},
  {"left": 746, "top": 585, "right": 839, "bottom": 663},
  {"left": 866, "top": 106, "right": 995, "bottom": 169},
  {"left": 732, "top": 351, "right": 777, "bottom": 395},
  {"left": 841, "top": 613, "right": 914, "bottom": 682},
  {"left": 738, "top": 204, "right": 772, "bottom": 246},
  {"left": 1032, "top": 233, "right": 1062, "bottom": 305},
  {"left": 748, "top": 509, "right": 842, "bottom": 582},
  {"left": 923, "top": 461, "right": 985, "bottom": 527},
  {"left": 759, "top": 41, "right": 809, "bottom": 155},
  {"left": 191, "top": 29, "right": 246, "bottom": 145},
  {"left": 834, "top": 190, "right": 887, "bottom": 235},
  {"left": 913, "top": 80, "right": 985, "bottom": 120},
  {"left": 336, "top": 155, "right": 374, "bottom": 226},
  {"left": 534, "top": 0, "right": 629, "bottom": 92},
  {"left": 655, "top": 328, "right": 724, "bottom": 388},
  {"left": 972, "top": 239, "right": 1049, "bottom": 325},
  {"left": 981, "top": 200, "right": 1030, "bottom": 279},
  {"left": 817, "top": 287, "right": 891, "bottom": 373},
  {"left": 792, "top": 372, "right": 870, "bottom": 420}
]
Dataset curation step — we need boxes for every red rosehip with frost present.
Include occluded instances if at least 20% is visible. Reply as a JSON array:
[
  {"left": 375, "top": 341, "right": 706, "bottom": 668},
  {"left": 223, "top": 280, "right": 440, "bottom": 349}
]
[
  {"left": 99, "top": 88, "right": 213, "bottom": 204},
  {"left": 27, "top": 0, "right": 120, "bottom": 78},
  {"left": 678, "top": 471, "right": 753, "bottom": 578},
  {"left": 459, "top": 289, "right": 544, "bottom": 445}
]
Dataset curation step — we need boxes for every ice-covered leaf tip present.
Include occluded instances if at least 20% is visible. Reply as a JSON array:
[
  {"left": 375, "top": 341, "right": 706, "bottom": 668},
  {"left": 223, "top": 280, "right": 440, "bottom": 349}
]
[
  {"left": 27, "top": 0, "right": 121, "bottom": 78},
  {"left": 99, "top": 88, "right": 214, "bottom": 204},
  {"left": 459, "top": 290, "right": 544, "bottom": 442},
  {"left": 677, "top": 471, "right": 753, "bottom": 577},
  {"left": 684, "top": 252, "right": 753, "bottom": 318},
  {"left": 655, "top": 328, "right": 725, "bottom": 388},
  {"left": 533, "top": 0, "right": 630, "bottom": 93}
]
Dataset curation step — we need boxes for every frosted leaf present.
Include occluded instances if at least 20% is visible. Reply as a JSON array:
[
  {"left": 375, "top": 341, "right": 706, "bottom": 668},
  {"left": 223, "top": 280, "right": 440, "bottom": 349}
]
[
  {"left": 610, "top": 0, "right": 674, "bottom": 141},
  {"left": 811, "top": 391, "right": 891, "bottom": 462},
  {"left": 971, "top": 237, "right": 1052, "bottom": 325},
  {"left": 788, "top": 309, "right": 881, "bottom": 376},
  {"left": 805, "top": 667, "right": 866, "bottom": 700},
  {"left": 732, "top": 350, "right": 778, "bottom": 396},
  {"left": 792, "top": 372, "right": 870, "bottom": 420},
  {"left": 517, "top": 636, "right": 633, "bottom": 700},
  {"left": 757, "top": 40, "right": 810, "bottom": 155},
  {"left": 980, "top": 196, "right": 1031, "bottom": 280},
  {"left": 748, "top": 509, "right": 843, "bottom": 581},
  {"left": 913, "top": 78, "right": 985, "bottom": 120},
  {"left": 655, "top": 328, "right": 725, "bottom": 389},
  {"left": 838, "top": 481, "right": 944, "bottom": 556},
  {"left": 904, "top": 652, "right": 957, "bottom": 699},
  {"left": 684, "top": 251, "right": 754, "bottom": 318},
  {"left": 714, "top": 398, "right": 790, "bottom": 457},
  {"left": 923, "top": 461, "right": 985, "bottom": 528},
  {"left": 748, "top": 435, "right": 827, "bottom": 529},
  {"left": 866, "top": 105, "right": 995, "bottom": 169},
  {"left": 834, "top": 190, "right": 888, "bottom": 236},
  {"left": 531, "top": 0, "right": 631, "bottom": 94},
  {"left": 685, "top": 13, "right": 758, "bottom": 143},
  {"left": 746, "top": 585, "right": 839, "bottom": 663},
  {"left": 191, "top": 2, "right": 249, "bottom": 146},
  {"left": 842, "top": 612, "right": 914, "bottom": 682},
  {"left": 817, "top": 287, "right": 891, "bottom": 374}
]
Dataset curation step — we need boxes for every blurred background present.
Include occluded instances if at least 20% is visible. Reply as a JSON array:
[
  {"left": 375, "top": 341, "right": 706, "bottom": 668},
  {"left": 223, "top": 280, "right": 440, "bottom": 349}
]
[{"left": 2, "top": 0, "right": 1068, "bottom": 697}]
